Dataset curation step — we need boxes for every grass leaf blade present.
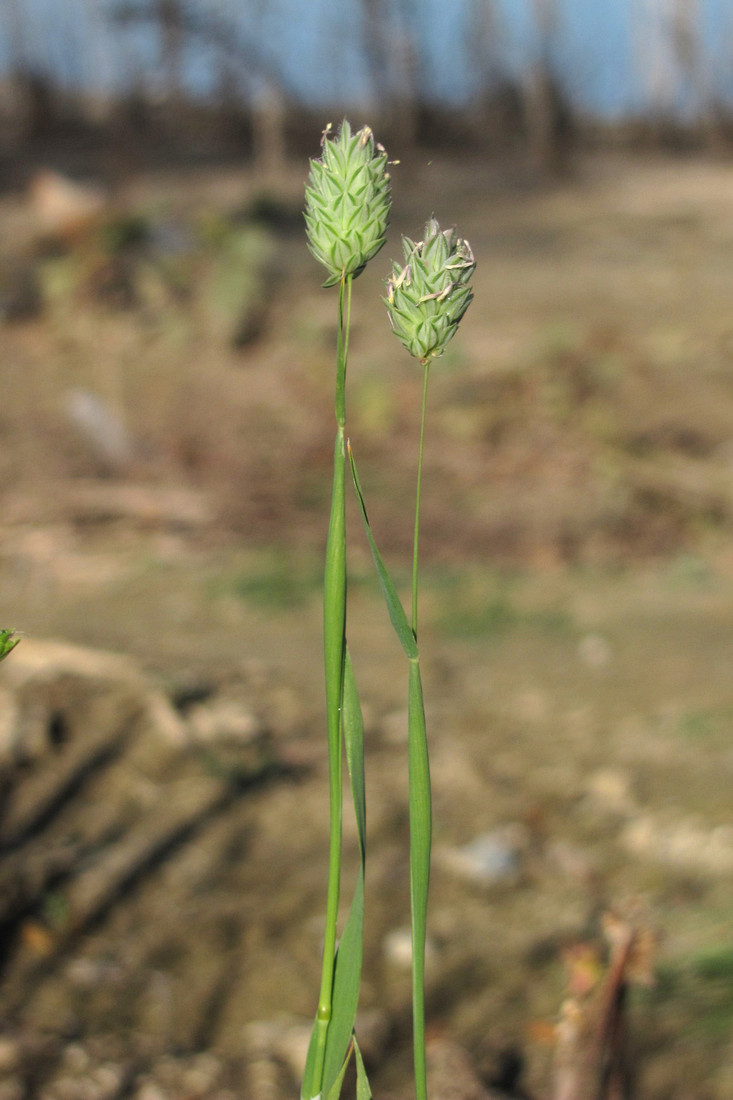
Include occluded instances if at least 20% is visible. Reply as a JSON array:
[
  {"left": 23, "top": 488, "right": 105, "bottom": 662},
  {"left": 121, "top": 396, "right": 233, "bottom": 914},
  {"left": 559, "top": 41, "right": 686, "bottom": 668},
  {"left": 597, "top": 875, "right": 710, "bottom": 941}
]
[
  {"left": 354, "top": 1036, "right": 373, "bottom": 1100},
  {"left": 323, "top": 874, "right": 365, "bottom": 1097},
  {"left": 301, "top": 1028, "right": 320, "bottom": 1100},
  {"left": 348, "top": 443, "right": 418, "bottom": 659},
  {"left": 343, "top": 648, "right": 366, "bottom": 856},
  {"left": 325, "top": 1042, "right": 352, "bottom": 1100},
  {"left": 322, "top": 650, "right": 367, "bottom": 1096}
]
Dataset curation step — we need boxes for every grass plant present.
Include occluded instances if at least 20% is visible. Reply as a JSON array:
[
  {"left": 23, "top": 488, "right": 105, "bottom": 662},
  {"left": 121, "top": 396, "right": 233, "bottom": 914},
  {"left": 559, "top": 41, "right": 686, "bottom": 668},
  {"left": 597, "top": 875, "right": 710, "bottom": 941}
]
[
  {"left": 301, "top": 120, "right": 391, "bottom": 1100},
  {"left": 300, "top": 121, "right": 474, "bottom": 1100}
]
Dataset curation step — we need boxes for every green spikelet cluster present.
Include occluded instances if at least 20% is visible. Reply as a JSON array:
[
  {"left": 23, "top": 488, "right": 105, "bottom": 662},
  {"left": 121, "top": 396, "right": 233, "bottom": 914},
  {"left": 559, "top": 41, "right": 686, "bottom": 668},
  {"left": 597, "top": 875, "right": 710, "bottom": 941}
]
[
  {"left": 305, "top": 119, "right": 391, "bottom": 288},
  {"left": 385, "top": 218, "right": 475, "bottom": 362},
  {"left": 0, "top": 629, "right": 19, "bottom": 661}
]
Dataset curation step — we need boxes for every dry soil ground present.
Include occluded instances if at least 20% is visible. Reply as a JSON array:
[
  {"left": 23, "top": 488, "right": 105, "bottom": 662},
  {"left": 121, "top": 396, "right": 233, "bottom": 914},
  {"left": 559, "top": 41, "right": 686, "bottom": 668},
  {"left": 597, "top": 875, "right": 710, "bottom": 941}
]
[{"left": 0, "top": 148, "right": 732, "bottom": 1099}]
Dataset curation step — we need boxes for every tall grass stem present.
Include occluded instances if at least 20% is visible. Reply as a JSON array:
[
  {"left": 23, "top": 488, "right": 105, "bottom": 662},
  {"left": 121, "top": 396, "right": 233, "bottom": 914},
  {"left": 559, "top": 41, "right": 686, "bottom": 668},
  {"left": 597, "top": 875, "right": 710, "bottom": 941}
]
[
  {"left": 411, "top": 362, "right": 430, "bottom": 639},
  {"left": 408, "top": 657, "right": 431, "bottom": 1100},
  {"left": 408, "top": 361, "right": 432, "bottom": 1100},
  {"left": 307, "top": 275, "right": 353, "bottom": 1099}
]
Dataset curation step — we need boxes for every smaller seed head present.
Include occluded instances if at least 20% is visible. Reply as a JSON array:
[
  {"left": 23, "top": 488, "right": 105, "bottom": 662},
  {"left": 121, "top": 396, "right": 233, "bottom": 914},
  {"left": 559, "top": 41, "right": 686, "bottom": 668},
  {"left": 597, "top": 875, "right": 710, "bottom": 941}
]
[
  {"left": 304, "top": 119, "right": 392, "bottom": 288},
  {"left": 385, "top": 218, "right": 475, "bottom": 362}
]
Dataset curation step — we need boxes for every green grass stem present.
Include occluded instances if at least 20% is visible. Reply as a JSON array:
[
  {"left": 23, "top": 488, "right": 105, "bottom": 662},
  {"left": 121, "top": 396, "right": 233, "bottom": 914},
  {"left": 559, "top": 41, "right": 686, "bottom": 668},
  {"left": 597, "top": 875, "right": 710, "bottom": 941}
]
[
  {"left": 303, "top": 276, "right": 353, "bottom": 1100},
  {"left": 408, "top": 361, "right": 432, "bottom": 1100},
  {"left": 336, "top": 276, "right": 352, "bottom": 429},
  {"left": 408, "top": 657, "right": 431, "bottom": 1100},
  {"left": 302, "top": 424, "right": 346, "bottom": 1100},
  {"left": 411, "top": 362, "right": 430, "bottom": 639}
]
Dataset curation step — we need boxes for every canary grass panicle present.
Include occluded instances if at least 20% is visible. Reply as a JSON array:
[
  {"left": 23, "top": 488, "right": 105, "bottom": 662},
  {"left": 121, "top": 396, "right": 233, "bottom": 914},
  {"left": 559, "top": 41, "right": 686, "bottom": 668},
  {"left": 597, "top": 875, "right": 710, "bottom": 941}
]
[
  {"left": 304, "top": 119, "right": 391, "bottom": 287},
  {"left": 385, "top": 217, "right": 475, "bottom": 362}
]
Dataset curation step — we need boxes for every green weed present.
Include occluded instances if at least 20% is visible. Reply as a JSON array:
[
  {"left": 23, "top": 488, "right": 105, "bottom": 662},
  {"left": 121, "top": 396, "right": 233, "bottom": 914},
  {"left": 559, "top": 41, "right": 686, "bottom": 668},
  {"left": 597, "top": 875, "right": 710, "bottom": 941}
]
[
  {"left": 649, "top": 945, "right": 733, "bottom": 1040},
  {"left": 429, "top": 570, "right": 572, "bottom": 640},
  {"left": 210, "top": 554, "right": 321, "bottom": 610}
]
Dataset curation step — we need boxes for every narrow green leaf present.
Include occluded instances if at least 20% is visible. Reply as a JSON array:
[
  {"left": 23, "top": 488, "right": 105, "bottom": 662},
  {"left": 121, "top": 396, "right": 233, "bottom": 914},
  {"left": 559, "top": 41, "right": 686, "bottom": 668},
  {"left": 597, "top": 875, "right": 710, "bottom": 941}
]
[
  {"left": 323, "top": 873, "right": 364, "bottom": 1097},
  {"left": 354, "top": 1036, "right": 373, "bottom": 1100},
  {"left": 408, "top": 657, "right": 432, "bottom": 1100},
  {"left": 322, "top": 650, "right": 367, "bottom": 1097},
  {"left": 301, "top": 1025, "right": 320, "bottom": 1100},
  {"left": 343, "top": 649, "right": 366, "bottom": 857},
  {"left": 348, "top": 444, "right": 418, "bottom": 659},
  {"left": 325, "top": 1040, "right": 353, "bottom": 1100}
]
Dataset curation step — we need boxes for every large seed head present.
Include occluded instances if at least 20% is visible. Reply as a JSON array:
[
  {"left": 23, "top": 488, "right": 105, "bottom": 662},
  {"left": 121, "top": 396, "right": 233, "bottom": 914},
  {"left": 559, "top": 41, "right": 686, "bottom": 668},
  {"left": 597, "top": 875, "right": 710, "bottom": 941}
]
[
  {"left": 304, "top": 119, "right": 392, "bottom": 288},
  {"left": 385, "top": 218, "right": 475, "bottom": 362}
]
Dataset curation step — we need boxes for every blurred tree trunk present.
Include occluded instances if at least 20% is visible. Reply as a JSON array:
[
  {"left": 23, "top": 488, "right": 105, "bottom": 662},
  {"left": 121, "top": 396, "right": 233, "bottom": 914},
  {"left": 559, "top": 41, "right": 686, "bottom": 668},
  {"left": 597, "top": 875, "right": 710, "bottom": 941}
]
[
  {"left": 669, "top": 0, "right": 719, "bottom": 145},
  {"left": 156, "top": 0, "right": 184, "bottom": 105},
  {"left": 359, "top": 0, "right": 419, "bottom": 147},
  {"left": 634, "top": 0, "right": 713, "bottom": 140},
  {"left": 2, "top": 0, "right": 25, "bottom": 75},
  {"left": 81, "top": 0, "right": 117, "bottom": 125},
  {"left": 252, "top": 81, "right": 287, "bottom": 179},
  {"left": 0, "top": 0, "right": 53, "bottom": 145},
  {"left": 464, "top": 0, "right": 502, "bottom": 103},
  {"left": 523, "top": 0, "right": 573, "bottom": 173}
]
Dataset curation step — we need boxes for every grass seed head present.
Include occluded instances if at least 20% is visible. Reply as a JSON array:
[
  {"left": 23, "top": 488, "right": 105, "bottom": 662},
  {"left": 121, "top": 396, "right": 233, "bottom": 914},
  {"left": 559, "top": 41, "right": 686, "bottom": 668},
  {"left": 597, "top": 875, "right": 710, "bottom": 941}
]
[
  {"left": 385, "top": 218, "right": 475, "bottom": 362},
  {"left": 304, "top": 119, "right": 392, "bottom": 288}
]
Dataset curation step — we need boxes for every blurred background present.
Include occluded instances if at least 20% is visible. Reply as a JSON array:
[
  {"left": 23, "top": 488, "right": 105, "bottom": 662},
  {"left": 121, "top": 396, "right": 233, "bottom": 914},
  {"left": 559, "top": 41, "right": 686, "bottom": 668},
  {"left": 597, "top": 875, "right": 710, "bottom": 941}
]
[
  {"left": 1, "top": 3, "right": 733, "bottom": 1099},
  {"left": 3, "top": 0, "right": 733, "bottom": 168}
]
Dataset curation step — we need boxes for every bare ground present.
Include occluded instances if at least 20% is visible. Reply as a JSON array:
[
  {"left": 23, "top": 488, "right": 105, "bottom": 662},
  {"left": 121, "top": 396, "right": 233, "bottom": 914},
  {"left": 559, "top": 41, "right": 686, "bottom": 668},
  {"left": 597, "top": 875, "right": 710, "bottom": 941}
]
[{"left": 0, "top": 149, "right": 733, "bottom": 1098}]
